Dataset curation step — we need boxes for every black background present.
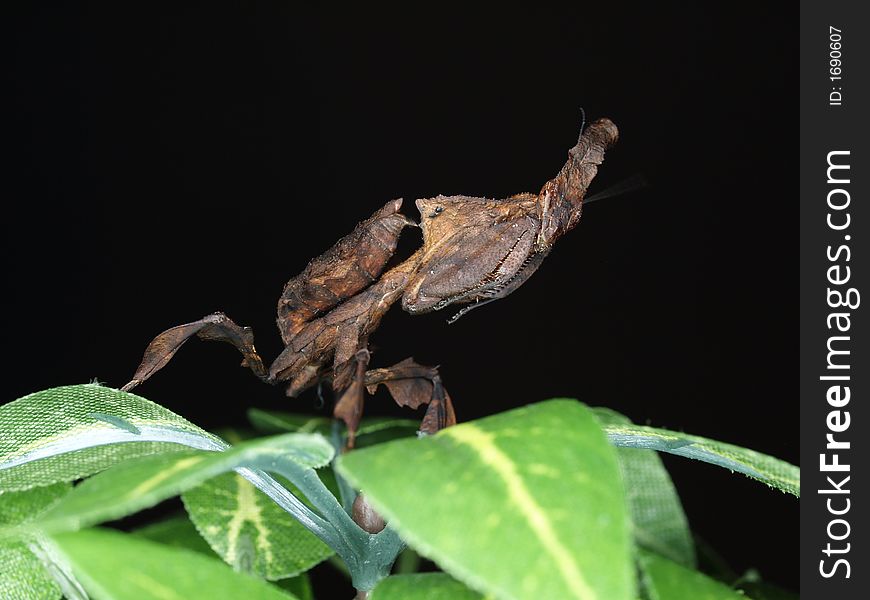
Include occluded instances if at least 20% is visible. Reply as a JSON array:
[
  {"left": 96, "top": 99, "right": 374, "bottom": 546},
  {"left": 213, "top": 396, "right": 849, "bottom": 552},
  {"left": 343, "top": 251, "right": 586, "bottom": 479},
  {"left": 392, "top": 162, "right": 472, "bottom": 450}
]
[{"left": 7, "top": 3, "right": 797, "bottom": 595}]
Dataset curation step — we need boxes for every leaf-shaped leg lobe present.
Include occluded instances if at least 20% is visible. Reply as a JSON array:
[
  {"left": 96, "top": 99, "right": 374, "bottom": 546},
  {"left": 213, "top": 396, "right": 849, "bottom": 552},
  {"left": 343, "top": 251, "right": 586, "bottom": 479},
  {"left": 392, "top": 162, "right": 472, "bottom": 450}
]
[
  {"left": 365, "top": 357, "right": 456, "bottom": 435},
  {"left": 269, "top": 251, "right": 423, "bottom": 395},
  {"left": 536, "top": 117, "right": 619, "bottom": 248},
  {"left": 122, "top": 312, "right": 268, "bottom": 392},
  {"left": 334, "top": 349, "right": 370, "bottom": 448},
  {"left": 277, "top": 199, "right": 415, "bottom": 344}
]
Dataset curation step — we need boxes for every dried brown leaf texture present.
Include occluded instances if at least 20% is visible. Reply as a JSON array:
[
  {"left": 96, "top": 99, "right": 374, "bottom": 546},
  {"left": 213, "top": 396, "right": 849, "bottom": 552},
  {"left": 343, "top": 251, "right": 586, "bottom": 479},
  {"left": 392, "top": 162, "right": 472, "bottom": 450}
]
[
  {"left": 276, "top": 198, "right": 415, "bottom": 344},
  {"left": 123, "top": 118, "right": 618, "bottom": 439}
]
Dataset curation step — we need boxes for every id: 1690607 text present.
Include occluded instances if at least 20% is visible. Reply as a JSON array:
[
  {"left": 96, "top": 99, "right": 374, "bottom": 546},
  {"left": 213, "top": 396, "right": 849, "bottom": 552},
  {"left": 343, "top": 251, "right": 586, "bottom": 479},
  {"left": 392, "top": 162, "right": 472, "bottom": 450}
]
[{"left": 829, "top": 26, "right": 843, "bottom": 106}]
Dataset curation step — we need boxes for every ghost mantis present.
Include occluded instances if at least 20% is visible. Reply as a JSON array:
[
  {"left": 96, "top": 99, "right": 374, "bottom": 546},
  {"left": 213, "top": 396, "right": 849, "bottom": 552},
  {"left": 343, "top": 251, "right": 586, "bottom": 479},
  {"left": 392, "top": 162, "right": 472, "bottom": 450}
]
[{"left": 121, "top": 118, "right": 620, "bottom": 447}]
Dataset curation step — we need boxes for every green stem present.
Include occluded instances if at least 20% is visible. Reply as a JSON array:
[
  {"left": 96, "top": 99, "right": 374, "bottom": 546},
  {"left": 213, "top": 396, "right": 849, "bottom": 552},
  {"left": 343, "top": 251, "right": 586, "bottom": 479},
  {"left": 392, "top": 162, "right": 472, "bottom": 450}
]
[
  {"left": 394, "top": 547, "right": 422, "bottom": 574},
  {"left": 238, "top": 468, "right": 345, "bottom": 550},
  {"left": 257, "top": 460, "right": 404, "bottom": 592},
  {"left": 331, "top": 420, "right": 358, "bottom": 515}
]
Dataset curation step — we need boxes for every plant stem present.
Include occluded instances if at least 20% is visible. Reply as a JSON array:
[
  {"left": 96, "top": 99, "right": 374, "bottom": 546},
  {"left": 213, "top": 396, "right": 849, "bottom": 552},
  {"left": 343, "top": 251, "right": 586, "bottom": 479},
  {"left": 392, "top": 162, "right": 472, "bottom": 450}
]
[
  {"left": 395, "top": 547, "right": 422, "bottom": 574},
  {"left": 243, "top": 461, "right": 404, "bottom": 592},
  {"left": 238, "top": 467, "right": 343, "bottom": 548},
  {"left": 331, "top": 420, "right": 358, "bottom": 514}
]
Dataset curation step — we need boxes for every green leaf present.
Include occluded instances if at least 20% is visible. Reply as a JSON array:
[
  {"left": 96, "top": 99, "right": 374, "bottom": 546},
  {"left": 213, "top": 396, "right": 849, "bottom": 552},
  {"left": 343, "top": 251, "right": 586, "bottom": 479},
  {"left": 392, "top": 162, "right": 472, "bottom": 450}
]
[
  {"left": 394, "top": 546, "right": 422, "bottom": 575},
  {"left": 248, "top": 409, "right": 419, "bottom": 447},
  {"left": 20, "top": 433, "right": 333, "bottom": 537},
  {"left": 602, "top": 421, "right": 800, "bottom": 497},
  {"left": 14, "top": 426, "right": 404, "bottom": 592},
  {"left": 1, "top": 483, "right": 71, "bottom": 529},
  {"left": 737, "top": 580, "right": 798, "bottom": 600},
  {"left": 0, "top": 541, "right": 63, "bottom": 600},
  {"left": 276, "top": 574, "right": 314, "bottom": 600},
  {"left": 182, "top": 472, "right": 333, "bottom": 579},
  {"left": 371, "top": 573, "right": 490, "bottom": 599},
  {"left": 51, "top": 528, "right": 297, "bottom": 599},
  {"left": 593, "top": 409, "right": 695, "bottom": 567},
  {"left": 133, "top": 514, "right": 217, "bottom": 556},
  {"left": 639, "top": 551, "right": 745, "bottom": 600},
  {"left": 1, "top": 484, "right": 77, "bottom": 600},
  {"left": 337, "top": 399, "right": 633, "bottom": 600},
  {"left": 135, "top": 514, "right": 318, "bottom": 596},
  {"left": 0, "top": 385, "right": 227, "bottom": 492},
  {"left": 247, "top": 410, "right": 333, "bottom": 434},
  {"left": 176, "top": 426, "right": 334, "bottom": 577}
]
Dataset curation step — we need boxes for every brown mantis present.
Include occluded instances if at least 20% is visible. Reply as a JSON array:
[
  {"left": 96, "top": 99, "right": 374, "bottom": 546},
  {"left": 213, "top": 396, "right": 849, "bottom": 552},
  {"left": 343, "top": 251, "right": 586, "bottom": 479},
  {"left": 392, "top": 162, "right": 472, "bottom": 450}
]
[{"left": 121, "top": 118, "right": 619, "bottom": 446}]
